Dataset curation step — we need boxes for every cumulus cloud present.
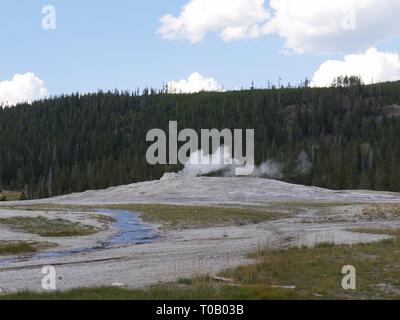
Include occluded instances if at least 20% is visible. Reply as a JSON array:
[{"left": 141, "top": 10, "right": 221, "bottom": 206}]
[
  {"left": 158, "top": 0, "right": 400, "bottom": 54},
  {"left": 0, "top": 72, "right": 48, "bottom": 106},
  {"left": 264, "top": 0, "right": 400, "bottom": 54},
  {"left": 157, "top": 0, "right": 270, "bottom": 43},
  {"left": 167, "top": 72, "right": 223, "bottom": 93},
  {"left": 312, "top": 48, "right": 400, "bottom": 87}
]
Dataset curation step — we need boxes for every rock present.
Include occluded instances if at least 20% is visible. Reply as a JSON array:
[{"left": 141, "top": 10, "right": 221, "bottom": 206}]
[
  {"left": 111, "top": 282, "right": 126, "bottom": 288},
  {"left": 270, "top": 285, "right": 296, "bottom": 290},
  {"left": 212, "top": 276, "right": 234, "bottom": 283}
]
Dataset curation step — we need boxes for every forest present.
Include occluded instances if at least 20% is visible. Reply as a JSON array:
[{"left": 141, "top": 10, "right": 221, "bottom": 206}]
[{"left": 1, "top": 79, "right": 400, "bottom": 199}]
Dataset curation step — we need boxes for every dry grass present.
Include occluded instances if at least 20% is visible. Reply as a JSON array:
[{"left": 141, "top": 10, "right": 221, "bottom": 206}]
[
  {"left": 93, "top": 214, "right": 117, "bottom": 224},
  {"left": 268, "top": 201, "right": 355, "bottom": 209},
  {"left": 0, "top": 203, "right": 292, "bottom": 229},
  {"left": 349, "top": 228, "right": 400, "bottom": 237},
  {"left": 217, "top": 228, "right": 400, "bottom": 299},
  {"left": 104, "top": 204, "right": 291, "bottom": 229},
  {"left": 0, "top": 241, "right": 55, "bottom": 256},
  {"left": 361, "top": 204, "right": 400, "bottom": 220},
  {"left": 0, "top": 190, "right": 22, "bottom": 202},
  {"left": 0, "top": 285, "right": 303, "bottom": 300}
]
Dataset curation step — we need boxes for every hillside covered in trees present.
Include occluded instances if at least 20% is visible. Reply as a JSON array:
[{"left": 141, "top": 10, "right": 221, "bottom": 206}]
[{"left": 1, "top": 80, "right": 400, "bottom": 199}]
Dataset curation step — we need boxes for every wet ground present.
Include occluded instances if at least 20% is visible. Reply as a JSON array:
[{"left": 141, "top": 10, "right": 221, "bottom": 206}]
[
  {"left": 99, "top": 210, "right": 156, "bottom": 246},
  {"left": 0, "top": 204, "right": 399, "bottom": 293},
  {"left": 0, "top": 210, "right": 157, "bottom": 265}
]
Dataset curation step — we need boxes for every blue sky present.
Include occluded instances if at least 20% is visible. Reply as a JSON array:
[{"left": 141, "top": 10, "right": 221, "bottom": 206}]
[{"left": 0, "top": 0, "right": 399, "bottom": 100}]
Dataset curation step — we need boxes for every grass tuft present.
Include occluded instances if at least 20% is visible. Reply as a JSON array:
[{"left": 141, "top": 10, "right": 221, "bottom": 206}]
[
  {"left": 0, "top": 216, "right": 100, "bottom": 237},
  {"left": 0, "top": 241, "right": 55, "bottom": 256}
]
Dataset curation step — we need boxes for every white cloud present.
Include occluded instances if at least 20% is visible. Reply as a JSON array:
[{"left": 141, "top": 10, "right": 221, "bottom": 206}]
[
  {"left": 312, "top": 48, "right": 400, "bottom": 87},
  {"left": 0, "top": 72, "right": 48, "bottom": 106},
  {"left": 167, "top": 72, "right": 223, "bottom": 93},
  {"left": 158, "top": 0, "right": 400, "bottom": 55},
  {"left": 266, "top": 0, "right": 400, "bottom": 54},
  {"left": 157, "top": 0, "right": 270, "bottom": 43}
]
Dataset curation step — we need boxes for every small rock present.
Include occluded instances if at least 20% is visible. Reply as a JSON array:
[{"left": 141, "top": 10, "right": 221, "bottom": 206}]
[
  {"left": 270, "top": 285, "right": 296, "bottom": 290},
  {"left": 212, "top": 276, "right": 234, "bottom": 283},
  {"left": 111, "top": 282, "right": 126, "bottom": 288}
]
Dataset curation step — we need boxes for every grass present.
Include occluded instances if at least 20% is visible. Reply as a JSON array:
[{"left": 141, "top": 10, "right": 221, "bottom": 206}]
[
  {"left": 0, "top": 285, "right": 303, "bottom": 300},
  {"left": 0, "top": 203, "right": 291, "bottom": 230},
  {"left": 94, "top": 214, "right": 117, "bottom": 224},
  {"left": 0, "top": 241, "right": 55, "bottom": 256},
  {"left": 361, "top": 204, "right": 400, "bottom": 220},
  {"left": 104, "top": 204, "right": 291, "bottom": 229},
  {"left": 4, "top": 201, "right": 388, "bottom": 230},
  {"left": 0, "top": 190, "right": 22, "bottom": 202},
  {"left": 349, "top": 227, "right": 400, "bottom": 236},
  {"left": 0, "top": 216, "right": 100, "bottom": 237},
  {"left": 3, "top": 228, "right": 400, "bottom": 300},
  {"left": 217, "top": 228, "right": 400, "bottom": 299},
  {"left": 268, "top": 201, "right": 355, "bottom": 209}
]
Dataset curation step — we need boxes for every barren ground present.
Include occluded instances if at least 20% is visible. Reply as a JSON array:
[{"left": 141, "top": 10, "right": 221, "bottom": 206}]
[{"left": 0, "top": 175, "right": 399, "bottom": 293}]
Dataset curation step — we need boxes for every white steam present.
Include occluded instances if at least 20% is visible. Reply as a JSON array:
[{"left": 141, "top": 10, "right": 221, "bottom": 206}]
[
  {"left": 179, "top": 146, "right": 286, "bottom": 179},
  {"left": 252, "top": 160, "right": 283, "bottom": 179},
  {"left": 179, "top": 145, "right": 242, "bottom": 177},
  {"left": 296, "top": 151, "right": 312, "bottom": 175}
]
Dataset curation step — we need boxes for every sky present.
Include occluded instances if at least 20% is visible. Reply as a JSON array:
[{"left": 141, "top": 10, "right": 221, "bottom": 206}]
[{"left": 1, "top": 0, "right": 400, "bottom": 105}]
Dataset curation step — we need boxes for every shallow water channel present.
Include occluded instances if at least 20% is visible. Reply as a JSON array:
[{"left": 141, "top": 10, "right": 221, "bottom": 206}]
[{"left": 0, "top": 210, "right": 157, "bottom": 264}]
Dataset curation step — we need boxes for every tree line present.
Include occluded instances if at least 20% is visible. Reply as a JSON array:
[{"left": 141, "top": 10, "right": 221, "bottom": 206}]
[{"left": 1, "top": 80, "right": 400, "bottom": 199}]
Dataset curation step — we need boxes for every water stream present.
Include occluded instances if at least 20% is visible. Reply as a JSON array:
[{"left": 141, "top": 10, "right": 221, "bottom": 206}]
[{"left": 0, "top": 210, "right": 157, "bottom": 264}]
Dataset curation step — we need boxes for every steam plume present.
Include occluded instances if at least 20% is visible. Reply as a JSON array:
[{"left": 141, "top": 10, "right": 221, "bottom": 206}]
[{"left": 179, "top": 146, "right": 284, "bottom": 179}]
